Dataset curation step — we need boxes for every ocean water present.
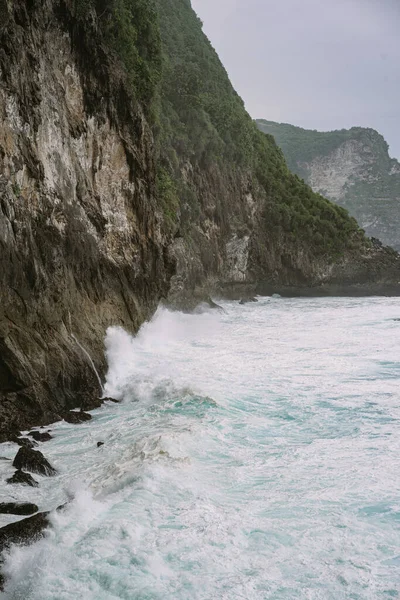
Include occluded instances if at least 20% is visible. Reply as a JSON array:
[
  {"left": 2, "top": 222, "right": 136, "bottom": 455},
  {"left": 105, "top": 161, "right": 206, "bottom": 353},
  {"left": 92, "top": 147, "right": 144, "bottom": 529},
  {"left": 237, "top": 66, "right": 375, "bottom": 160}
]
[{"left": 1, "top": 296, "right": 400, "bottom": 599}]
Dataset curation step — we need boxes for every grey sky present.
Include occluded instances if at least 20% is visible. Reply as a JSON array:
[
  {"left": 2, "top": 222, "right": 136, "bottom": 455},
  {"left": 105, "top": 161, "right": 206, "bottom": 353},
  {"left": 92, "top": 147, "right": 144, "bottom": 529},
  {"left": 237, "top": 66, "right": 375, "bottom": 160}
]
[{"left": 192, "top": 0, "right": 400, "bottom": 159}]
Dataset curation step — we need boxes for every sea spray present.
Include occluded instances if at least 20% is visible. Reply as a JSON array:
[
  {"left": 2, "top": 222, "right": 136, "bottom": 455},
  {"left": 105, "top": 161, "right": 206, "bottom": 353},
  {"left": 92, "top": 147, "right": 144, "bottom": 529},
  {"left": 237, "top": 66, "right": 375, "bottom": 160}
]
[{"left": 1, "top": 298, "right": 400, "bottom": 599}]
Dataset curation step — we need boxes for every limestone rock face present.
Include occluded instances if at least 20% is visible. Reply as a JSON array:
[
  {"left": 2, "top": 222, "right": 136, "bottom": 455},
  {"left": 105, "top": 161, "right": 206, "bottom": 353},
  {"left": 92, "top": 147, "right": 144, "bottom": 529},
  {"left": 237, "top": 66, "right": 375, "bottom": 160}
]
[
  {"left": 0, "top": 1, "right": 172, "bottom": 432},
  {"left": 256, "top": 120, "right": 400, "bottom": 250}
]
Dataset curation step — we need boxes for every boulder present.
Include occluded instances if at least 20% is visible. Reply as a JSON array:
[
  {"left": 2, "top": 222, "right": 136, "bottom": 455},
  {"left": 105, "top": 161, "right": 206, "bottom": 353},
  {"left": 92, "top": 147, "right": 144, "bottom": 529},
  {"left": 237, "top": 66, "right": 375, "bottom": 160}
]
[
  {"left": 0, "top": 511, "right": 50, "bottom": 590},
  {"left": 12, "top": 447, "right": 57, "bottom": 476},
  {"left": 103, "top": 397, "right": 120, "bottom": 404},
  {"left": 97, "top": 441, "right": 104, "bottom": 447},
  {"left": 6, "top": 470, "right": 39, "bottom": 487},
  {"left": 12, "top": 436, "right": 37, "bottom": 449},
  {"left": 63, "top": 410, "right": 92, "bottom": 424},
  {"left": 28, "top": 431, "right": 53, "bottom": 442},
  {"left": 0, "top": 502, "right": 38, "bottom": 516}
]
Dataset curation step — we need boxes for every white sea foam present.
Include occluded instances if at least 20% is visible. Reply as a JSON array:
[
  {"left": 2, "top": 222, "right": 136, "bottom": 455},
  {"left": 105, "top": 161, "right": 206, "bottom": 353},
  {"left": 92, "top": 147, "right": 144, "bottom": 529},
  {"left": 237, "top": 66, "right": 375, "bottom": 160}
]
[{"left": 1, "top": 298, "right": 400, "bottom": 599}]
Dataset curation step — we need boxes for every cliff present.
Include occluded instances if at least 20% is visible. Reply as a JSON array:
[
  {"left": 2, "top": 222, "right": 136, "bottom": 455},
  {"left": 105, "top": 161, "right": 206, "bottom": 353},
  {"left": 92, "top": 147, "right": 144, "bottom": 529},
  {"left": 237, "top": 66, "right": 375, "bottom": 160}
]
[
  {"left": 0, "top": 0, "right": 399, "bottom": 435},
  {"left": 0, "top": 0, "right": 172, "bottom": 435},
  {"left": 155, "top": 0, "right": 399, "bottom": 303},
  {"left": 256, "top": 120, "right": 400, "bottom": 250}
]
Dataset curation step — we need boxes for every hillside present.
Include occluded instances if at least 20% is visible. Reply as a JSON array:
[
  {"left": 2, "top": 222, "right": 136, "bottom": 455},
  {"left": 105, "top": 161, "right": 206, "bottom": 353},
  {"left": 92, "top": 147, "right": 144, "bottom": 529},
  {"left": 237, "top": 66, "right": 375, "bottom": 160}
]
[
  {"left": 0, "top": 0, "right": 399, "bottom": 435},
  {"left": 256, "top": 120, "right": 400, "bottom": 250},
  {"left": 154, "top": 0, "right": 395, "bottom": 305}
]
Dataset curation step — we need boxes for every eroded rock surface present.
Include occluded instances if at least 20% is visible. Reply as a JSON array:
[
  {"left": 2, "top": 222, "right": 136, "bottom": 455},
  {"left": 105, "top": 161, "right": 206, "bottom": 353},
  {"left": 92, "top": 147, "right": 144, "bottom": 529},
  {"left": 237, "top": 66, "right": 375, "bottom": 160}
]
[
  {"left": 0, "top": 0, "right": 172, "bottom": 435},
  {"left": 6, "top": 470, "right": 39, "bottom": 487},
  {"left": 12, "top": 447, "right": 56, "bottom": 476}
]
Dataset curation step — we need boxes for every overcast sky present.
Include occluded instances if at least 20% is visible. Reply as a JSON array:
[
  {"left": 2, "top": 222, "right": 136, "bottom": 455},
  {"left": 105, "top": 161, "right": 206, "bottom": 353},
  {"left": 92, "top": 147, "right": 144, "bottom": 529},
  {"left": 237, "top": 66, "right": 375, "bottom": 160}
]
[{"left": 192, "top": 0, "right": 400, "bottom": 159}]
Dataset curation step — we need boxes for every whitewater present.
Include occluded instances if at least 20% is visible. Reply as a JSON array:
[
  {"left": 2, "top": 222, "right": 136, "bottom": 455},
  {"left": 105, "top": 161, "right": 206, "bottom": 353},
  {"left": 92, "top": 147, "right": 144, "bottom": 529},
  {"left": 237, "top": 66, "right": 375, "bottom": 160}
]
[{"left": 1, "top": 296, "right": 400, "bottom": 599}]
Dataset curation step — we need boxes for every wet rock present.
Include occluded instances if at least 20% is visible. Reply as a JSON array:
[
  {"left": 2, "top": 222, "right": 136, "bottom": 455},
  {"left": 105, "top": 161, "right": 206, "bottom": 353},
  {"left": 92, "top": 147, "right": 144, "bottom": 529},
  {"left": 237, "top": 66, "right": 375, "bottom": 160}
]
[
  {"left": 0, "top": 511, "right": 50, "bottom": 590},
  {"left": 0, "top": 502, "right": 38, "bottom": 516},
  {"left": 97, "top": 441, "right": 104, "bottom": 447},
  {"left": 239, "top": 297, "right": 258, "bottom": 305},
  {"left": 103, "top": 397, "right": 120, "bottom": 404},
  {"left": 12, "top": 436, "right": 37, "bottom": 449},
  {"left": 28, "top": 431, "right": 53, "bottom": 442},
  {"left": 63, "top": 410, "right": 92, "bottom": 424},
  {"left": 6, "top": 470, "right": 39, "bottom": 487},
  {"left": 0, "top": 457, "right": 10, "bottom": 461},
  {"left": 206, "top": 297, "right": 225, "bottom": 311},
  {"left": 12, "top": 447, "right": 57, "bottom": 476}
]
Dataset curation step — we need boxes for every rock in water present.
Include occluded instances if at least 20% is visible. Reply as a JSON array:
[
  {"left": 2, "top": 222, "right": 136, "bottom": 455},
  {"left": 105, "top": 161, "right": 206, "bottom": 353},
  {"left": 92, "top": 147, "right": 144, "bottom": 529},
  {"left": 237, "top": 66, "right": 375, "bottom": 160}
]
[
  {"left": 239, "top": 297, "right": 258, "bottom": 305},
  {"left": 97, "top": 441, "right": 104, "bottom": 448},
  {"left": 6, "top": 470, "right": 39, "bottom": 487},
  {"left": 28, "top": 431, "right": 53, "bottom": 442},
  {"left": 12, "top": 447, "right": 57, "bottom": 476},
  {"left": 63, "top": 411, "right": 92, "bottom": 424},
  {"left": 14, "top": 437, "right": 37, "bottom": 449},
  {"left": 0, "top": 512, "right": 50, "bottom": 590},
  {"left": 0, "top": 503, "right": 38, "bottom": 516},
  {"left": 103, "top": 397, "right": 121, "bottom": 404}
]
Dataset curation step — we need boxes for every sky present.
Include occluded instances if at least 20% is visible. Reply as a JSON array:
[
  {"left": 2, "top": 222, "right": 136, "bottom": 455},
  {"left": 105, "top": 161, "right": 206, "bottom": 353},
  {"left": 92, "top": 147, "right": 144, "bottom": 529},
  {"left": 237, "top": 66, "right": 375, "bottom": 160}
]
[{"left": 191, "top": 0, "right": 400, "bottom": 159}]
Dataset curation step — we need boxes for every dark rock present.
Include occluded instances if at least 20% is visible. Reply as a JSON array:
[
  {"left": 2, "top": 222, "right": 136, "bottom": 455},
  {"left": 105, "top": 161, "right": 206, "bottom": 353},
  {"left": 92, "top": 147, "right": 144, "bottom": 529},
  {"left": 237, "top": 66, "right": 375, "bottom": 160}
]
[
  {"left": 239, "top": 297, "right": 258, "bottom": 305},
  {"left": 0, "top": 0, "right": 170, "bottom": 443},
  {"left": 6, "top": 470, "right": 39, "bottom": 487},
  {"left": 206, "top": 297, "right": 225, "bottom": 311},
  {"left": 0, "top": 511, "right": 49, "bottom": 551},
  {"left": 0, "top": 430, "right": 21, "bottom": 444},
  {"left": 12, "top": 436, "right": 37, "bottom": 449},
  {"left": 0, "top": 502, "right": 38, "bottom": 516},
  {"left": 63, "top": 410, "right": 92, "bottom": 424},
  {"left": 12, "top": 447, "right": 57, "bottom": 476},
  {"left": 97, "top": 441, "right": 104, "bottom": 447},
  {"left": 0, "top": 511, "right": 50, "bottom": 590},
  {"left": 103, "top": 397, "right": 120, "bottom": 404},
  {"left": 0, "top": 457, "right": 10, "bottom": 461},
  {"left": 28, "top": 431, "right": 53, "bottom": 442}
]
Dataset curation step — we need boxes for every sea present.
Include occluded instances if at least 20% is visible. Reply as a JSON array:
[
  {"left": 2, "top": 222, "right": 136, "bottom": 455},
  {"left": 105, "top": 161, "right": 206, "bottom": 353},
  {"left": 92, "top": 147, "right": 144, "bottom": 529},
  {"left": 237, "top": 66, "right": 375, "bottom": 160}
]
[{"left": 1, "top": 296, "right": 400, "bottom": 599}]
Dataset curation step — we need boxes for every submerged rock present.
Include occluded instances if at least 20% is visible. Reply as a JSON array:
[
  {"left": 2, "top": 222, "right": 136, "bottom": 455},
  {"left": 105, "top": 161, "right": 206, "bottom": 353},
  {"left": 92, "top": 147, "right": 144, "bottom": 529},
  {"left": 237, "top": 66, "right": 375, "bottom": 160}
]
[
  {"left": 28, "top": 431, "right": 53, "bottom": 442},
  {"left": 63, "top": 411, "right": 92, "bottom": 424},
  {"left": 6, "top": 470, "right": 39, "bottom": 487},
  {"left": 12, "top": 447, "right": 57, "bottom": 476},
  {"left": 0, "top": 502, "right": 38, "bottom": 516},
  {"left": 103, "top": 397, "right": 121, "bottom": 404},
  {"left": 97, "top": 441, "right": 104, "bottom": 448}
]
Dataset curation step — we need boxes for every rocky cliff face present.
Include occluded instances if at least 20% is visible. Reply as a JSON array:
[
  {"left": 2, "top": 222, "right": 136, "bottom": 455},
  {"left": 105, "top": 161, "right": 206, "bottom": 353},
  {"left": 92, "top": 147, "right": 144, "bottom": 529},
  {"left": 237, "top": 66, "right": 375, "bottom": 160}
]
[
  {"left": 256, "top": 120, "right": 400, "bottom": 250},
  {"left": 1, "top": 0, "right": 399, "bottom": 435},
  {"left": 156, "top": 0, "right": 400, "bottom": 305},
  {"left": 0, "top": 0, "right": 172, "bottom": 434}
]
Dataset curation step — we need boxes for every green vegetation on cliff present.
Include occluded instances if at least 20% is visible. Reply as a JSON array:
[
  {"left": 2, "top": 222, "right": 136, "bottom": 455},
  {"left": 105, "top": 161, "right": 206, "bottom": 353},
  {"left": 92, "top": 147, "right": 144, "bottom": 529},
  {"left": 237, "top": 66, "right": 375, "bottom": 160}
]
[
  {"left": 153, "top": 0, "right": 364, "bottom": 254},
  {"left": 74, "top": 0, "right": 367, "bottom": 256},
  {"left": 74, "top": 0, "right": 162, "bottom": 112},
  {"left": 257, "top": 120, "right": 400, "bottom": 249}
]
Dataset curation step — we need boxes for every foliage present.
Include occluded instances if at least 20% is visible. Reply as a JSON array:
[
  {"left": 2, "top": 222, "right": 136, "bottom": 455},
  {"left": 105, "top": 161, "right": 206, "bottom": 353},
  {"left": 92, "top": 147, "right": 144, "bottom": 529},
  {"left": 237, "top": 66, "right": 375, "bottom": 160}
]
[
  {"left": 153, "top": 0, "right": 365, "bottom": 254},
  {"left": 73, "top": 0, "right": 370, "bottom": 256},
  {"left": 156, "top": 167, "right": 180, "bottom": 229},
  {"left": 256, "top": 120, "right": 400, "bottom": 249},
  {"left": 73, "top": 0, "right": 162, "bottom": 115},
  {"left": 256, "top": 120, "right": 395, "bottom": 180}
]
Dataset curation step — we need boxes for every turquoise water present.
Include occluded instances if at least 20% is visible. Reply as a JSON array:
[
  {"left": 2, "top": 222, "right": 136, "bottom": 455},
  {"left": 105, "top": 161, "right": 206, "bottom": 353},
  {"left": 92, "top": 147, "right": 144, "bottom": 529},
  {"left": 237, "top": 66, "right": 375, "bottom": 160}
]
[{"left": 1, "top": 297, "right": 400, "bottom": 599}]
